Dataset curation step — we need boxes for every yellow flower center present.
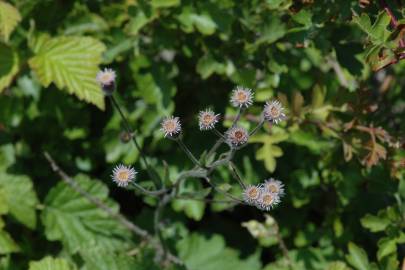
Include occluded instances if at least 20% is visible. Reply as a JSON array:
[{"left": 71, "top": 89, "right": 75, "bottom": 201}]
[
  {"left": 203, "top": 114, "right": 213, "bottom": 124},
  {"left": 248, "top": 188, "right": 258, "bottom": 198},
  {"left": 237, "top": 92, "right": 247, "bottom": 102},
  {"left": 262, "top": 194, "right": 273, "bottom": 205},
  {"left": 165, "top": 121, "right": 175, "bottom": 131},
  {"left": 267, "top": 184, "right": 278, "bottom": 193},
  {"left": 117, "top": 171, "right": 129, "bottom": 181},
  {"left": 270, "top": 106, "right": 280, "bottom": 117},
  {"left": 234, "top": 131, "right": 244, "bottom": 140},
  {"left": 100, "top": 73, "right": 113, "bottom": 83}
]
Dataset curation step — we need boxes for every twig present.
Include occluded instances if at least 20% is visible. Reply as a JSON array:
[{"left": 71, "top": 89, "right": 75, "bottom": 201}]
[{"left": 43, "top": 151, "right": 183, "bottom": 266}]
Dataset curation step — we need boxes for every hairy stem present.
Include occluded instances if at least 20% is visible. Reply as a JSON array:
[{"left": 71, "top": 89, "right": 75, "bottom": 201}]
[
  {"left": 231, "top": 107, "right": 245, "bottom": 127},
  {"left": 176, "top": 138, "right": 204, "bottom": 168},
  {"left": 109, "top": 96, "right": 161, "bottom": 185},
  {"left": 229, "top": 162, "right": 246, "bottom": 189},
  {"left": 249, "top": 118, "right": 265, "bottom": 137}
]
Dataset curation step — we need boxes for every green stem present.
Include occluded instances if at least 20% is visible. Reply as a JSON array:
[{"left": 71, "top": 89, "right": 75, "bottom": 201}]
[
  {"left": 249, "top": 117, "right": 265, "bottom": 137},
  {"left": 176, "top": 138, "right": 204, "bottom": 168},
  {"left": 231, "top": 107, "right": 245, "bottom": 127},
  {"left": 229, "top": 161, "right": 246, "bottom": 189}
]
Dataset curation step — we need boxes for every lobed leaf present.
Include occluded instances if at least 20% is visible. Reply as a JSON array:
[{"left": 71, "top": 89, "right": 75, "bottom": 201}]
[{"left": 29, "top": 36, "right": 106, "bottom": 109}]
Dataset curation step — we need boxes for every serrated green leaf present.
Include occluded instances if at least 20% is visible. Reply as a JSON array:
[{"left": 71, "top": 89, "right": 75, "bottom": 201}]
[
  {"left": 360, "top": 214, "right": 389, "bottom": 232},
  {"left": 346, "top": 243, "right": 370, "bottom": 270},
  {"left": 80, "top": 246, "right": 151, "bottom": 270},
  {"left": 28, "top": 36, "right": 106, "bottom": 109},
  {"left": 29, "top": 257, "right": 74, "bottom": 270},
  {"left": 0, "top": 43, "right": 19, "bottom": 93},
  {"left": 353, "top": 12, "right": 391, "bottom": 44},
  {"left": 0, "top": 1, "right": 21, "bottom": 42},
  {"left": 41, "top": 174, "right": 132, "bottom": 253},
  {"left": 177, "top": 233, "right": 261, "bottom": 270},
  {"left": 0, "top": 172, "right": 38, "bottom": 229}
]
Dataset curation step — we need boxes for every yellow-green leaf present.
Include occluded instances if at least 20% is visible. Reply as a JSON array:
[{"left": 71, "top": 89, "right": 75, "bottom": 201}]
[
  {"left": 29, "top": 36, "right": 106, "bottom": 109},
  {"left": 0, "top": 1, "right": 21, "bottom": 42},
  {"left": 0, "top": 43, "right": 19, "bottom": 93},
  {"left": 29, "top": 257, "right": 74, "bottom": 270}
]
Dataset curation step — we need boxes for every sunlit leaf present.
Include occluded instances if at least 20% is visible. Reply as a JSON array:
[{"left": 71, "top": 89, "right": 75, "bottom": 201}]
[
  {"left": 29, "top": 36, "right": 106, "bottom": 109},
  {"left": 0, "top": 1, "right": 21, "bottom": 42}
]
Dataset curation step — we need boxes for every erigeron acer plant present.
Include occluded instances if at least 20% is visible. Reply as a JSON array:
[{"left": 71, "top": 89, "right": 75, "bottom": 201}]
[
  {"left": 97, "top": 69, "right": 287, "bottom": 211},
  {"left": 95, "top": 68, "right": 289, "bottom": 264}
]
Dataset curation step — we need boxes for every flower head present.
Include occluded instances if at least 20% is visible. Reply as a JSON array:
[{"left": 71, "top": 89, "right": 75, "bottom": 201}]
[
  {"left": 198, "top": 109, "right": 220, "bottom": 131},
  {"left": 111, "top": 164, "right": 137, "bottom": 187},
  {"left": 243, "top": 185, "right": 261, "bottom": 205},
  {"left": 230, "top": 86, "right": 254, "bottom": 108},
  {"left": 263, "top": 100, "right": 286, "bottom": 124},
  {"left": 257, "top": 190, "right": 280, "bottom": 211},
  {"left": 96, "top": 68, "right": 116, "bottom": 95},
  {"left": 226, "top": 126, "right": 249, "bottom": 147},
  {"left": 262, "top": 178, "right": 285, "bottom": 197},
  {"left": 161, "top": 116, "right": 181, "bottom": 137}
]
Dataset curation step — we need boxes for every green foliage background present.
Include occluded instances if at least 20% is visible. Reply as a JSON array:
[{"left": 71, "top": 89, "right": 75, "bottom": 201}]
[{"left": 0, "top": 0, "right": 404, "bottom": 269}]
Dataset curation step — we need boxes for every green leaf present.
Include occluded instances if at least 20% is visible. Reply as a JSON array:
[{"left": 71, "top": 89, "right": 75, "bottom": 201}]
[
  {"left": 250, "top": 132, "right": 288, "bottom": 172},
  {"left": 0, "top": 1, "right": 21, "bottom": 42},
  {"left": 346, "top": 242, "right": 370, "bottom": 270},
  {"left": 0, "top": 222, "right": 19, "bottom": 254},
  {"left": 0, "top": 172, "right": 38, "bottom": 229},
  {"left": 0, "top": 43, "right": 19, "bottom": 93},
  {"left": 377, "top": 237, "right": 397, "bottom": 261},
  {"left": 41, "top": 174, "right": 132, "bottom": 253},
  {"left": 151, "top": 0, "right": 180, "bottom": 8},
  {"left": 29, "top": 257, "right": 74, "bottom": 270},
  {"left": 172, "top": 181, "right": 206, "bottom": 221},
  {"left": 191, "top": 14, "right": 217, "bottom": 35},
  {"left": 177, "top": 233, "right": 261, "bottom": 270},
  {"left": 327, "top": 261, "right": 352, "bottom": 270},
  {"left": 80, "top": 246, "right": 150, "bottom": 270},
  {"left": 360, "top": 214, "right": 389, "bottom": 232},
  {"left": 353, "top": 12, "right": 391, "bottom": 44},
  {"left": 28, "top": 36, "right": 106, "bottom": 109}
]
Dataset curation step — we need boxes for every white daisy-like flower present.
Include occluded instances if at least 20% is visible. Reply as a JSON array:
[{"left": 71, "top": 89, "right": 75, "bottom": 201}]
[
  {"left": 111, "top": 164, "right": 137, "bottom": 187},
  {"left": 262, "top": 178, "right": 285, "bottom": 197},
  {"left": 230, "top": 86, "right": 254, "bottom": 108},
  {"left": 198, "top": 109, "right": 220, "bottom": 131},
  {"left": 161, "top": 116, "right": 181, "bottom": 137},
  {"left": 226, "top": 126, "right": 249, "bottom": 147},
  {"left": 263, "top": 100, "right": 286, "bottom": 124},
  {"left": 96, "top": 68, "right": 116, "bottom": 87},
  {"left": 243, "top": 185, "right": 261, "bottom": 205},
  {"left": 96, "top": 68, "right": 117, "bottom": 95},
  {"left": 256, "top": 190, "right": 280, "bottom": 211}
]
